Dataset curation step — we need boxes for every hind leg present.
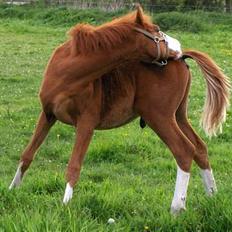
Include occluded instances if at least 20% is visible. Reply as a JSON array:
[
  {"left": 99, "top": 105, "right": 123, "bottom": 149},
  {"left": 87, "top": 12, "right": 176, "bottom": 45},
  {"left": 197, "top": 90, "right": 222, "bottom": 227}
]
[
  {"left": 141, "top": 110, "right": 195, "bottom": 214},
  {"left": 176, "top": 80, "right": 217, "bottom": 196},
  {"left": 9, "top": 111, "right": 56, "bottom": 189}
]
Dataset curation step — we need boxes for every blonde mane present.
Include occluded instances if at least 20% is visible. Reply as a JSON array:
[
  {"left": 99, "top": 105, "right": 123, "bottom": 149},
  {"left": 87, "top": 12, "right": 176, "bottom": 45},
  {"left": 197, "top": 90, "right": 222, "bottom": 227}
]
[{"left": 68, "top": 9, "right": 153, "bottom": 55}]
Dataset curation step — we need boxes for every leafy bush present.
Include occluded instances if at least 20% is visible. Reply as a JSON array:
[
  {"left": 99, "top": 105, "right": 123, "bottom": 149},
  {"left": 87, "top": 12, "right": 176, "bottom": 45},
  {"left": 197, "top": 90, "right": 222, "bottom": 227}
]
[
  {"left": 189, "top": 11, "right": 232, "bottom": 30},
  {"left": 0, "top": 4, "right": 40, "bottom": 20},
  {"left": 0, "top": 5, "right": 230, "bottom": 32},
  {"left": 0, "top": 5, "right": 124, "bottom": 26},
  {"left": 154, "top": 11, "right": 208, "bottom": 33},
  {"left": 33, "top": 7, "right": 118, "bottom": 26}
]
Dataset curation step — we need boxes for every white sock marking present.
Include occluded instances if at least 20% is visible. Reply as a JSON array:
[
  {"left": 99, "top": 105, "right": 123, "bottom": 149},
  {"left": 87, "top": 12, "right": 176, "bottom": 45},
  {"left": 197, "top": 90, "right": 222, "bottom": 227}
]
[
  {"left": 63, "top": 183, "right": 73, "bottom": 204},
  {"left": 9, "top": 162, "right": 23, "bottom": 190},
  {"left": 171, "top": 166, "right": 190, "bottom": 214},
  {"left": 165, "top": 34, "right": 182, "bottom": 59},
  {"left": 201, "top": 169, "right": 217, "bottom": 196}
]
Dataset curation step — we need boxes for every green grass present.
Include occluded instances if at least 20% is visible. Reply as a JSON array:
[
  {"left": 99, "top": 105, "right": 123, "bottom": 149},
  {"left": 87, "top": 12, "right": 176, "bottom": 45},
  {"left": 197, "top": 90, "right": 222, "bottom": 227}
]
[{"left": 0, "top": 7, "right": 232, "bottom": 231}]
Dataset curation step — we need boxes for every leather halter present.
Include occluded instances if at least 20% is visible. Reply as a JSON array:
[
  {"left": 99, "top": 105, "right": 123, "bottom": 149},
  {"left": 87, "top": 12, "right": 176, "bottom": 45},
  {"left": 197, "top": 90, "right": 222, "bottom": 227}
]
[{"left": 135, "top": 27, "right": 168, "bottom": 66}]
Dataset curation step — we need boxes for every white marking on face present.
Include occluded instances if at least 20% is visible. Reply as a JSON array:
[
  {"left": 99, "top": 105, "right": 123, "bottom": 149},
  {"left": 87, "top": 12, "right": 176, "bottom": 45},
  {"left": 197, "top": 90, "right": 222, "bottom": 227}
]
[
  {"left": 9, "top": 162, "right": 23, "bottom": 190},
  {"left": 200, "top": 169, "right": 217, "bottom": 196},
  {"left": 63, "top": 182, "right": 73, "bottom": 204},
  {"left": 171, "top": 166, "right": 190, "bottom": 215},
  {"left": 165, "top": 34, "right": 182, "bottom": 59}
]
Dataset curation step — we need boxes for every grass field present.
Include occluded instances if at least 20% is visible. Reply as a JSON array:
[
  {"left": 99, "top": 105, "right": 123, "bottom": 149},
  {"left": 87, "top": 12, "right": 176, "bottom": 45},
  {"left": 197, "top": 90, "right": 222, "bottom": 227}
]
[{"left": 0, "top": 6, "right": 232, "bottom": 231}]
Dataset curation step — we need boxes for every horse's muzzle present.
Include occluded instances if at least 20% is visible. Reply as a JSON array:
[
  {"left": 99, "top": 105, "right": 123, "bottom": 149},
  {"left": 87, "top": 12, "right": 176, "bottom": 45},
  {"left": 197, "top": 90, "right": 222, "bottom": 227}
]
[{"left": 165, "top": 34, "right": 182, "bottom": 60}]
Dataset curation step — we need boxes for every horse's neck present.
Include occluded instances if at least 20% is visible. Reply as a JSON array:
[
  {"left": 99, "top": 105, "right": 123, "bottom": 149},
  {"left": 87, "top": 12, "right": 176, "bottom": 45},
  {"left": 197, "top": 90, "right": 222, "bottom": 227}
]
[
  {"left": 42, "top": 41, "right": 139, "bottom": 100},
  {"left": 70, "top": 42, "right": 138, "bottom": 83}
]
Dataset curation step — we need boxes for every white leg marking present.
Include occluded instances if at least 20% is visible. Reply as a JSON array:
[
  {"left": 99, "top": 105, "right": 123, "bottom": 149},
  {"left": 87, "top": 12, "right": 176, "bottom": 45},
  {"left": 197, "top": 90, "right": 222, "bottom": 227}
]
[
  {"left": 9, "top": 162, "right": 23, "bottom": 190},
  {"left": 201, "top": 169, "right": 217, "bottom": 196},
  {"left": 171, "top": 166, "right": 190, "bottom": 215},
  {"left": 165, "top": 34, "right": 182, "bottom": 59},
  {"left": 63, "top": 183, "right": 73, "bottom": 204}
]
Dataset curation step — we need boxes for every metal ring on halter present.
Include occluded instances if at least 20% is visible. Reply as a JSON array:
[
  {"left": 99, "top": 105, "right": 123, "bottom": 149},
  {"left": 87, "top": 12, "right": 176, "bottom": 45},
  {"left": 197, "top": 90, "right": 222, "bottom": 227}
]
[
  {"left": 160, "top": 60, "right": 168, "bottom": 65},
  {"left": 151, "top": 59, "right": 168, "bottom": 66},
  {"left": 154, "top": 37, "right": 160, "bottom": 43}
]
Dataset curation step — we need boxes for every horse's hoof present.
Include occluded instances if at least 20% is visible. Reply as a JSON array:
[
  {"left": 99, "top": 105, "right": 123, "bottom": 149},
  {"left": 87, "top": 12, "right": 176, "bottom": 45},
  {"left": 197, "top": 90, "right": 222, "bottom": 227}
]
[
  {"left": 9, "top": 162, "right": 23, "bottom": 190},
  {"left": 63, "top": 183, "right": 73, "bottom": 204}
]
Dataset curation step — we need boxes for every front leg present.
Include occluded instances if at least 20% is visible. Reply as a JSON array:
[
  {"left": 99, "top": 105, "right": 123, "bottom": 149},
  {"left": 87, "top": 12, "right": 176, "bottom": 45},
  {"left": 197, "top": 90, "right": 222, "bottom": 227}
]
[
  {"left": 9, "top": 111, "right": 56, "bottom": 189},
  {"left": 63, "top": 119, "right": 95, "bottom": 204}
]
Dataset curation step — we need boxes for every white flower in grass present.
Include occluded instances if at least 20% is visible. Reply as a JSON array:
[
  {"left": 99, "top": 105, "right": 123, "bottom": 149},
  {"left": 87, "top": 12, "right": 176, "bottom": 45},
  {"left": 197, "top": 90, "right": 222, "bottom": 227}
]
[{"left": 107, "top": 218, "right": 115, "bottom": 224}]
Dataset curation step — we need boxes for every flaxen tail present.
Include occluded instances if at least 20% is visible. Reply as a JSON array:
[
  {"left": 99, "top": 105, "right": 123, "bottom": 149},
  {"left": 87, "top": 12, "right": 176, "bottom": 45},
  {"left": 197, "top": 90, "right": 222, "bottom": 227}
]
[{"left": 182, "top": 50, "right": 231, "bottom": 137}]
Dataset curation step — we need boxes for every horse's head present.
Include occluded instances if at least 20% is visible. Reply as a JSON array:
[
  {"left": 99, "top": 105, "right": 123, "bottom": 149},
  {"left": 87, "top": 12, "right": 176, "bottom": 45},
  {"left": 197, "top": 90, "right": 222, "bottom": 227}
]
[{"left": 134, "top": 6, "right": 182, "bottom": 64}]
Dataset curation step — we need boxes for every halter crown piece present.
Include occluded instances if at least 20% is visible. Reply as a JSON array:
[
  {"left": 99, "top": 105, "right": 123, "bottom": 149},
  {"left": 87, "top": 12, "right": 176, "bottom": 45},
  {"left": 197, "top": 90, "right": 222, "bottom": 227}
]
[{"left": 134, "top": 27, "right": 168, "bottom": 66}]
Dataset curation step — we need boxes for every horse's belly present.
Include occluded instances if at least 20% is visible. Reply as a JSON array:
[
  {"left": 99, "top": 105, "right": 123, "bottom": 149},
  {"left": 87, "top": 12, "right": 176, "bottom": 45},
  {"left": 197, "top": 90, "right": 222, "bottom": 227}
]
[{"left": 97, "top": 104, "right": 137, "bottom": 129}]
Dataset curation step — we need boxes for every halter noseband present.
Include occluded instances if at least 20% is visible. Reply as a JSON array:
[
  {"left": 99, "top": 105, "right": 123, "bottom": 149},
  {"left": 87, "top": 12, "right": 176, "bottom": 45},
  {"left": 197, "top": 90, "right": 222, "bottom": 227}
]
[{"left": 135, "top": 27, "right": 168, "bottom": 66}]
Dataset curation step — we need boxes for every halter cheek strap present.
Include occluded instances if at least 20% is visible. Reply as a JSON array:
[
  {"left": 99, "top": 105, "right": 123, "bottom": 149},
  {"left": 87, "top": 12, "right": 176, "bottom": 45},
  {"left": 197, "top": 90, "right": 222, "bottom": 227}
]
[{"left": 134, "top": 27, "right": 168, "bottom": 66}]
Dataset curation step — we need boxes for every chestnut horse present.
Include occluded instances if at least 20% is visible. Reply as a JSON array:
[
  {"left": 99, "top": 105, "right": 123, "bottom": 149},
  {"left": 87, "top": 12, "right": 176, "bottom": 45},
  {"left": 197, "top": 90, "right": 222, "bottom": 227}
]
[{"left": 9, "top": 11, "right": 230, "bottom": 213}]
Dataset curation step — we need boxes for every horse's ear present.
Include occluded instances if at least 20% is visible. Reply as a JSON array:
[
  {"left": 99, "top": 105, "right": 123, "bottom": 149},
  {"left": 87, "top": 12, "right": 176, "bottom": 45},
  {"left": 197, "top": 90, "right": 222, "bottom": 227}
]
[{"left": 135, "top": 4, "right": 144, "bottom": 26}]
